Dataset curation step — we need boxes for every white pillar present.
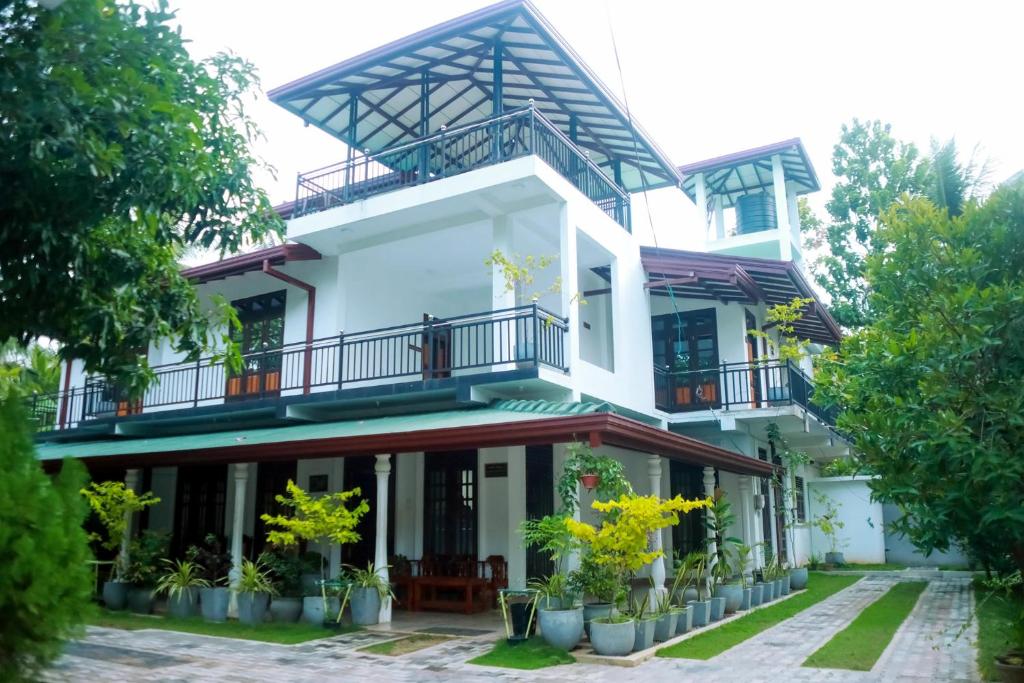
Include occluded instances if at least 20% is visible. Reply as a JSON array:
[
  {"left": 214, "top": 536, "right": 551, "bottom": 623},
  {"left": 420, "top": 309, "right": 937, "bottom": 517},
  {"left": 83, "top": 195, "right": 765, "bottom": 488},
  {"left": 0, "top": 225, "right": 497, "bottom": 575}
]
[
  {"left": 781, "top": 470, "right": 796, "bottom": 567},
  {"left": 738, "top": 475, "right": 754, "bottom": 581},
  {"left": 507, "top": 446, "right": 527, "bottom": 589},
  {"left": 228, "top": 463, "right": 250, "bottom": 617},
  {"left": 702, "top": 466, "right": 717, "bottom": 594},
  {"left": 374, "top": 454, "right": 392, "bottom": 623},
  {"left": 648, "top": 455, "right": 666, "bottom": 603},
  {"left": 752, "top": 477, "right": 765, "bottom": 569},
  {"left": 771, "top": 155, "right": 792, "bottom": 261},
  {"left": 119, "top": 468, "right": 141, "bottom": 578},
  {"left": 558, "top": 204, "right": 580, "bottom": 398},
  {"left": 694, "top": 172, "right": 710, "bottom": 237},
  {"left": 329, "top": 457, "right": 344, "bottom": 578},
  {"left": 713, "top": 194, "right": 725, "bottom": 239}
]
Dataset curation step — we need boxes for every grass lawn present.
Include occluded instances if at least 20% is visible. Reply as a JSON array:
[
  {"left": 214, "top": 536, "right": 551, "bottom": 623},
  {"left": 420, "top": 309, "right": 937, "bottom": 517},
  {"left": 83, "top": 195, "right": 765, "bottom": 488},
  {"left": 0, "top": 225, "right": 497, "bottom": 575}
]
[
  {"left": 975, "top": 586, "right": 1022, "bottom": 681},
  {"left": 468, "top": 636, "right": 575, "bottom": 670},
  {"left": 828, "top": 563, "right": 907, "bottom": 571},
  {"left": 360, "top": 634, "right": 451, "bottom": 656},
  {"left": 803, "top": 581, "right": 927, "bottom": 671},
  {"left": 87, "top": 607, "right": 353, "bottom": 644},
  {"left": 657, "top": 573, "right": 862, "bottom": 660}
]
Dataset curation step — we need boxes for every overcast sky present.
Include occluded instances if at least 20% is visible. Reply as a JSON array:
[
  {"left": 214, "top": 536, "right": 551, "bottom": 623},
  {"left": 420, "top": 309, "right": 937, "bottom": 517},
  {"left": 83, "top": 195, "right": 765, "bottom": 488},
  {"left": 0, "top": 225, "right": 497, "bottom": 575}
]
[{"left": 172, "top": 0, "right": 1023, "bottom": 251}]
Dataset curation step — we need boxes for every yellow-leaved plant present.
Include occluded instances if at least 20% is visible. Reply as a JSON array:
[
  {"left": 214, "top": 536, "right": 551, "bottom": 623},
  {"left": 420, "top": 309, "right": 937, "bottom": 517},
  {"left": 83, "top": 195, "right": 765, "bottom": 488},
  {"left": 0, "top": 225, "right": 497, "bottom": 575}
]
[{"left": 81, "top": 481, "right": 161, "bottom": 581}]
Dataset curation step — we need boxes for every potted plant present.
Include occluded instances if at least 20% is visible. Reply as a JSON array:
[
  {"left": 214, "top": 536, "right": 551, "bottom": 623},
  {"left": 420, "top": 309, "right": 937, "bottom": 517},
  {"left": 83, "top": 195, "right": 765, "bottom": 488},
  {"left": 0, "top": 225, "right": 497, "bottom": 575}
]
[
  {"left": 812, "top": 492, "right": 846, "bottom": 566},
  {"left": 80, "top": 481, "right": 160, "bottom": 611},
  {"left": 706, "top": 494, "right": 742, "bottom": 615},
  {"left": 734, "top": 544, "right": 753, "bottom": 610},
  {"left": 684, "top": 551, "right": 712, "bottom": 627},
  {"left": 780, "top": 562, "right": 792, "bottom": 596},
  {"left": 790, "top": 563, "right": 809, "bottom": 590},
  {"left": 123, "top": 530, "right": 169, "bottom": 614},
  {"left": 188, "top": 534, "right": 232, "bottom": 623},
  {"left": 652, "top": 583, "right": 678, "bottom": 642},
  {"left": 237, "top": 557, "right": 277, "bottom": 625},
  {"left": 154, "top": 559, "right": 209, "bottom": 618},
  {"left": 498, "top": 588, "right": 540, "bottom": 645},
  {"left": 529, "top": 573, "right": 584, "bottom": 651},
  {"left": 262, "top": 547, "right": 305, "bottom": 622},
  {"left": 669, "top": 553, "right": 697, "bottom": 635},
  {"left": 628, "top": 592, "right": 656, "bottom": 652},
  {"left": 346, "top": 562, "right": 395, "bottom": 626},
  {"left": 568, "top": 553, "right": 619, "bottom": 638}
]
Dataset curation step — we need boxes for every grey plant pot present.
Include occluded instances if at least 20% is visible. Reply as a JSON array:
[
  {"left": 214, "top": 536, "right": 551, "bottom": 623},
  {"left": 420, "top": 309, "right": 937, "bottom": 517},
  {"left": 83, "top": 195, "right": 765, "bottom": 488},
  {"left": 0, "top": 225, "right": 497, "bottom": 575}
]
[
  {"left": 763, "top": 581, "right": 775, "bottom": 601},
  {"left": 350, "top": 586, "right": 381, "bottom": 626},
  {"left": 781, "top": 575, "right": 791, "bottom": 595},
  {"left": 632, "top": 617, "right": 656, "bottom": 652},
  {"left": 127, "top": 586, "right": 154, "bottom": 615},
  {"left": 715, "top": 583, "right": 743, "bottom": 613},
  {"left": 688, "top": 600, "right": 709, "bottom": 627},
  {"left": 740, "top": 587, "right": 752, "bottom": 611},
  {"left": 199, "top": 586, "right": 230, "bottom": 623},
  {"left": 750, "top": 583, "right": 763, "bottom": 606},
  {"left": 674, "top": 605, "right": 693, "bottom": 634},
  {"left": 302, "top": 595, "right": 340, "bottom": 625},
  {"left": 790, "top": 567, "right": 808, "bottom": 590},
  {"left": 270, "top": 596, "right": 302, "bottom": 623},
  {"left": 681, "top": 586, "right": 699, "bottom": 604},
  {"left": 237, "top": 591, "right": 270, "bottom": 625},
  {"left": 825, "top": 551, "right": 845, "bottom": 566},
  {"left": 538, "top": 607, "right": 583, "bottom": 651},
  {"left": 102, "top": 581, "right": 129, "bottom": 611},
  {"left": 654, "top": 611, "right": 677, "bottom": 642},
  {"left": 539, "top": 595, "right": 564, "bottom": 611},
  {"left": 589, "top": 619, "right": 635, "bottom": 657},
  {"left": 774, "top": 579, "right": 783, "bottom": 599},
  {"left": 709, "top": 596, "right": 726, "bottom": 621},
  {"left": 582, "top": 602, "right": 614, "bottom": 638},
  {"left": 167, "top": 589, "right": 198, "bottom": 619}
]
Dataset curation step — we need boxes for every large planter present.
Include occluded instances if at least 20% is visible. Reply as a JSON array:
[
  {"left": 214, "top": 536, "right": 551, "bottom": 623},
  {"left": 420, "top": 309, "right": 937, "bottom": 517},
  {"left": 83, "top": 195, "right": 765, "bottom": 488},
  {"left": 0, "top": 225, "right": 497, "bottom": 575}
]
[
  {"left": 781, "top": 574, "right": 791, "bottom": 595},
  {"left": 995, "top": 652, "right": 1024, "bottom": 683},
  {"left": 582, "top": 602, "right": 614, "bottom": 638},
  {"left": 270, "top": 596, "right": 302, "bottom": 623},
  {"left": 350, "top": 587, "right": 382, "bottom": 626},
  {"left": 709, "top": 596, "right": 726, "bottom": 621},
  {"left": 302, "top": 595, "right": 340, "bottom": 625},
  {"left": 167, "top": 589, "right": 198, "bottom": 618},
  {"left": 681, "top": 586, "right": 699, "bottom": 604},
  {"left": 774, "top": 579, "right": 784, "bottom": 599},
  {"left": 674, "top": 605, "right": 693, "bottom": 635},
  {"left": 790, "top": 567, "right": 809, "bottom": 591},
  {"left": 689, "top": 600, "right": 709, "bottom": 627},
  {"left": 538, "top": 607, "right": 583, "bottom": 651},
  {"left": 199, "top": 586, "right": 230, "bottom": 623},
  {"left": 538, "top": 595, "right": 564, "bottom": 611},
  {"left": 654, "top": 611, "right": 677, "bottom": 642},
  {"left": 715, "top": 583, "right": 743, "bottom": 613},
  {"left": 237, "top": 591, "right": 270, "bottom": 625},
  {"left": 127, "top": 586, "right": 154, "bottom": 615},
  {"left": 750, "top": 583, "right": 763, "bottom": 606},
  {"left": 763, "top": 581, "right": 775, "bottom": 601},
  {"left": 633, "top": 617, "right": 656, "bottom": 652},
  {"left": 590, "top": 618, "right": 635, "bottom": 657},
  {"left": 102, "top": 581, "right": 129, "bottom": 611},
  {"left": 740, "top": 587, "right": 752, "bottom": 611},
  {"left": 825, "top": 551, "right": 845, "bottom": 566}
]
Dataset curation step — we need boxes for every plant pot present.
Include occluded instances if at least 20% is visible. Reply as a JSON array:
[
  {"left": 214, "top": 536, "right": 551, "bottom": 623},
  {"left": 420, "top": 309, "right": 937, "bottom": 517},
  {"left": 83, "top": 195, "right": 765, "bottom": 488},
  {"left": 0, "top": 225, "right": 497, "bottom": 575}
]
[
  {"left": 583, "top": 602, "right": 614, "bottom": 638},
  {"left": 790, "top": 567, "right": 809, "bottom": 590},
  {"left": 674, "top": 605, "right": 693, "bottom": 634},
  {"left": 781, "top": 574, "right": 791, "bottom": 595},
  {"left": 350, "top": 586, "right": 382, "bottom": 626},
  {"left": 590, "top": 618, "right": 635, "bottom": 657},
  {"left": 709, "top": 596, "right": 726, "bottom": 621},
  {"left": 740, "top": 587, "right": 752, "bottom": 611},
  {"left": 237, "top": 591, "right": 270, "bottom": 625},
  {"left": 538, "top": 606, "right": 584, "bottom": 651},
  {"left": 167, "top": 589, "right": 198, "bottom": 618},
  {"left": 633, "top": 617, "right": 656, "bottom": 652},
  {"left": 538, "top": 595, "right": 564, "bottom": 611},
  {"left": 995, "top": 651, "right": 1024, "bottom": 683},
  {"left": 825, "top": 551, "right": 845, "bottom": 566},
  {"left": 681, "top": 586, "right": 699, "bottom": 604},
  {"left": 199, "top": 586, "right": 230, "bottom": 623},
  {"left": 127, "top": 586, "right": 154, "bottom": 615},
  {"left": 714, "top": 583, "right": 743, "bottom": 613},
  {"left": 750, "top": 583, "right": 763, "bottom": 606},
  {"left": 688, "top": 600, "right": 709, "bottom": 627},
  {"left": 774, "top": 579, "right": 783, "bottom": 599},
  {"left": 763, "top": 581, "right": 775, "bottom": 601},
  {"left": 579, "top": 473, "right": 600, "bottom": 490},
  {"left": 102, "top": 581, "right": 129, "bottom": 611},
  {"left": 654, "top": 611, "right": 677, "bottom": 642},
  {"left": 302, "top": 595, "right": 340, "bottom": 625},
  {"left": 269, "top": 596, "right": 303, "bottom": 623}
]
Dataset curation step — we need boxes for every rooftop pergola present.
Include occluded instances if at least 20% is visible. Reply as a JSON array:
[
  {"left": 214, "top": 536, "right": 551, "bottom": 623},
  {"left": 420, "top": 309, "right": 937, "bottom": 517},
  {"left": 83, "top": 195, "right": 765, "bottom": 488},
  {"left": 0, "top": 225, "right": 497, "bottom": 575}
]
[{"left": 267, "top": 0, "right": 680, "bottom": 193}]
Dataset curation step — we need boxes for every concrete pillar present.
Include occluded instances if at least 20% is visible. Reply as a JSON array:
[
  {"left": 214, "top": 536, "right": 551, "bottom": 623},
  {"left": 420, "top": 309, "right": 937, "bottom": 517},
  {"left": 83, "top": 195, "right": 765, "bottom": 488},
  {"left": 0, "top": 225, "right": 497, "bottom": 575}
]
[
  {"left": 702, "top": 466, "right": 717, "bottom": 594},
  {"left": 119, "top": 468, "right": 141, "bottom": 577},
  {"left": 228, "top": 463, "right": 251, "bottom": 617},
  {"left": 507, "top": 446, "right": 527, "bottom": 589},
  {"left": 752, "top": 477, "right": 765, "bottom": 569},
  {"left": 738, "top": 475, "right": 754, "bottom": 580},
  {"left": 771, "top": 155, "right": 792, "bottom": 261},
  {"left": 492, "top": 216, "right": 517, "bottom": 368},
  {"left": 694, "top": 172, "right": 710, "bottom": 237},
  {"left": 713, "top": 194, "right": 725, "bottom": 239},
  {"left": 329, "top": 457, "right": 344, "bottom": 578},
  {"left": 558, "top": 204, "right": 580, "bottom": 398},
  {"left": 553, "top": 443, "right": 581, "bottom": 574},
  {"left": 780, "top": 470, "right": 796, "bottom": 567},
  {"left": 374, "top": 454, "right": 392, "bottom": 623},
  {"left": 648, "top": 455, "right": 666, "bottom": 603}
]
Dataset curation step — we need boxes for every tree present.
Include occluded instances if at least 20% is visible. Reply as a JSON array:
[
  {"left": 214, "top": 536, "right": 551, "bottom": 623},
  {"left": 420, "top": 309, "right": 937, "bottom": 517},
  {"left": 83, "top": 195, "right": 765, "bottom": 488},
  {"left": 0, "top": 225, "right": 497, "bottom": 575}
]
[
  {"left": 80, "top": 481, "right": 161, "bottom": 581},
  {"left": 0, "top": 340, "right": 60, "bottom": 397},
  {"left": 816, "top": 183, "right": 1024, "bottom": 576},
  {"left": 0, "top": 0, "right": 282, "bottom": 393},
  {"left": 0, "top": 400, "right": 92, "bottom": 682}
]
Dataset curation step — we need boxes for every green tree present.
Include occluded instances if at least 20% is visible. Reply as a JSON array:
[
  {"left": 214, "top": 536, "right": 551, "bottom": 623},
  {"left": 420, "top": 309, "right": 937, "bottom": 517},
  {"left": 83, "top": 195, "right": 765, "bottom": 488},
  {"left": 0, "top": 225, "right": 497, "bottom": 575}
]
[
  {"left": 80, "top": 481, "right": 161, "bottom": 580},
  {"left": 0, "top": 0, "right": 282, "bottom": 393},
  {"left": 816, "top": 183, "right": 1024, "bottom": 575},
  {"left": 0, "top": 340, "right": 60, "bottom": 397},
  {"left": 0, "top": 399, "right": 92, "bottom": 682}
]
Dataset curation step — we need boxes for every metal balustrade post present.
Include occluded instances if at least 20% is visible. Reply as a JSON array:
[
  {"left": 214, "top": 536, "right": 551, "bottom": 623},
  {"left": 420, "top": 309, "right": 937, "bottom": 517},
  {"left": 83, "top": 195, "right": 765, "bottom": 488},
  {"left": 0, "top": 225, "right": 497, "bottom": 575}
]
[
  {"left": 337, "top": 332, "right": 345, "bottom": 390},
  {"left": 193, "top": 358, "right": 201, "bottom": 407},
  {"left": 532, "top": 303, "right": 540, "bottom": 366},
  {"left": 439, "top": 125, "right": 447, "bottom": 177}
]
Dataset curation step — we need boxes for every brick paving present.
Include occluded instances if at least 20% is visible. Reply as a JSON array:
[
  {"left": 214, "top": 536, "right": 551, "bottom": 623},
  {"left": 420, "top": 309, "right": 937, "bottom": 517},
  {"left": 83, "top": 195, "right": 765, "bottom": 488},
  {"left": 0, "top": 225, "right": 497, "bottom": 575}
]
[{"left": 46, "top": 573, "right": 979, "bottom": 682}]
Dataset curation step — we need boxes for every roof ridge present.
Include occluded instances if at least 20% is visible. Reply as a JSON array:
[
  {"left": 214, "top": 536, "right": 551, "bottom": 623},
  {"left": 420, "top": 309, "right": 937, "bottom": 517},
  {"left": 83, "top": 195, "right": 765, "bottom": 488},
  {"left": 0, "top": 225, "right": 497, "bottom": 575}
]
[{"left": 490, "top": 398, "right": 615, "bottom": 415}]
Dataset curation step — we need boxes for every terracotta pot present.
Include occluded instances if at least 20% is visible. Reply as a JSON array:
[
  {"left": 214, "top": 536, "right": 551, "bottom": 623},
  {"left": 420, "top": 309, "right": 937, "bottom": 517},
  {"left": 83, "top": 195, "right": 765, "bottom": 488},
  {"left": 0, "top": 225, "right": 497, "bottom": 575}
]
[{"left": 579, "top": 474, "right": 600, "bottom": 491}]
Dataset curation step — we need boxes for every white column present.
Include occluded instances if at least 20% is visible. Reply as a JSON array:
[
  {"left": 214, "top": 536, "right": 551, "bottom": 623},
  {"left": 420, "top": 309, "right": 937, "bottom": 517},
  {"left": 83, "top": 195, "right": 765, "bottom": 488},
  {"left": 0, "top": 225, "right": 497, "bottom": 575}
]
[
  {"left": 228, "top": 463, "right": 250, "bottom": 617},
  {"left": 781, "top": 470, "right": 796, "bottom": 567},
  {"left": 771, "top": 155, "right": 792, "bottom": 261},
  {"left": 558, "top": 204, "right": 580, "bottom": 398},
  {"left": 329, "top": 457, "right": 344, "bottom": 578},
  {"left": 648, "top": 455, "right": 666, "bottom": 603},
  {"left": 702, "top": 466, "right": 717, "bottom": 594},
  {"left": 738, "top": 476, "right": 754, "bottom": 581},
  {"left": 694, "top": 172, "right": 710, "bottom": 237},
  {"left": 119, "top": 468, "right": 141, "bottom": 578},
  {"left": 713, "top": 194, "right": 725, "bottom": 239},
  {"left": 374, "top": 454, "right": 392, "bottom": 623},
  {"left": 507, "top": 446, "right": 527, "bottom": 589},
  {"left": 752, "top": 477, "right": 765, "bottom": 569}
]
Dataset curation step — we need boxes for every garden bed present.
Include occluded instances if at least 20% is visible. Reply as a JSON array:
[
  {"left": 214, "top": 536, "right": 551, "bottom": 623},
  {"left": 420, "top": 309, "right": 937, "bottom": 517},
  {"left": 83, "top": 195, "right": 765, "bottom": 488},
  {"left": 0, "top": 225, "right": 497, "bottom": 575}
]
[
  {"left": 467, "top": 636, "right": 575, "bottom": 670},
  {"left": 359, "top": 633, "right": 451, "bottom": 656}
]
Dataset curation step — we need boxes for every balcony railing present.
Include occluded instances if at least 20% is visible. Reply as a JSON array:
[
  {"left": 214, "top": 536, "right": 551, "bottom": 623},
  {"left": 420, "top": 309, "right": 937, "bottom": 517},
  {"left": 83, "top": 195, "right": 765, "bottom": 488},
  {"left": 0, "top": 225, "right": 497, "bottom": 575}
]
[
  {"left": 31, "top": 305, "right": 568, "bottom": 432},
  {"left": 293, "top": 104, "right": 631, "bottom": 230},
  {"left": 653, "top": 360, "right": 837, "bottom": 426}
]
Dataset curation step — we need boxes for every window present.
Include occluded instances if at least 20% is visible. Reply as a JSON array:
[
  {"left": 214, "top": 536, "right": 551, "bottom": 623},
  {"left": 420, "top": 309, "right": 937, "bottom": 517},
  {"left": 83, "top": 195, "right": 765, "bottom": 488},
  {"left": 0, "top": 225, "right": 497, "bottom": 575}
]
[
  {"left": 794, "top": 476, "right": 806, "bottom": 522},
  {"left": 226, "top": 290, "right": 286, "bottom": 399}
]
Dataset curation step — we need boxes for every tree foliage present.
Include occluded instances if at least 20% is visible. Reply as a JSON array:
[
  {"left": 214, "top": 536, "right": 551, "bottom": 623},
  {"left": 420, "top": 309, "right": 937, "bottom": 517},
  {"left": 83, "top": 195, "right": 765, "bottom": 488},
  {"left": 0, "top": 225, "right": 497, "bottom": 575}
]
[
  {"left": 816, "top": 184, "right": 1024, "bottom": 575},
  {"left": 0, "top": 398, "right": 92, "bottom": 681},
  {"left": 0, "top": 340, "right": 60, "bottom": 398},
  {"left": 0, "top": 0, "right": 282, "bottom": 392},
  {"left": 80, "top": 480, "right": 160, "bottom": 579}
]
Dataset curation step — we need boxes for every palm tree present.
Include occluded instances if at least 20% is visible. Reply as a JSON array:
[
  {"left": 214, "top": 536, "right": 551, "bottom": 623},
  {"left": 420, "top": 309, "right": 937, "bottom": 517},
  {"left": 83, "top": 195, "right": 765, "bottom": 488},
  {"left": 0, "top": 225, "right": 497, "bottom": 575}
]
[
  {"left": 0, "top": 338, "right": 61, "bottom": 397},
  {"left": 925, "top": 138, "right": 990, "bottom": 217}
]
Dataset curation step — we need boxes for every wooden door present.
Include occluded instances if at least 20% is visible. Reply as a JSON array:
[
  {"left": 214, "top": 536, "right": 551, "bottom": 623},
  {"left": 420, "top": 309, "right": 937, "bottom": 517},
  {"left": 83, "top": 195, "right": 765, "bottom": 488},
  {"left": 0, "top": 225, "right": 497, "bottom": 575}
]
[
  {"left": 421, "top": 313, "right": 452, "bottom": 380},
  {"left": 423, "top": 451, "right": 477, "bottom": 558},
  {"left": 670, "top": 460, "right": 706, "bottom": 557},
  {"left": 745, "top": 311, "right": 763, "bottom": 407},
  {"left": 172, "top": 464, "right": 228, "bottom": 558},
  {"left": 525, "top": 446, "right": 554, "bottom": 580},
  {"left": 341, "top": 455, "right": 396, "bottom": 569},
  {"left": 253, "top": 461, "right": 297, "bottom": 557}
]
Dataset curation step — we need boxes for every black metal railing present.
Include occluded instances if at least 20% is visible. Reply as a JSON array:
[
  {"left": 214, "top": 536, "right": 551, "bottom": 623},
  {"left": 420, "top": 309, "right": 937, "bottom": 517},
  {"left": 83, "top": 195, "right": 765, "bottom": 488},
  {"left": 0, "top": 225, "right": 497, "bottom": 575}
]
[
  {"left": 30, "top": 305, "right": 568, "bottom": 432},
  {"left": 653, "top": 360, "right": 837, "bottom": 426},
  {"left": 293, "top": 104, "right": 631, "bottom": 230}
]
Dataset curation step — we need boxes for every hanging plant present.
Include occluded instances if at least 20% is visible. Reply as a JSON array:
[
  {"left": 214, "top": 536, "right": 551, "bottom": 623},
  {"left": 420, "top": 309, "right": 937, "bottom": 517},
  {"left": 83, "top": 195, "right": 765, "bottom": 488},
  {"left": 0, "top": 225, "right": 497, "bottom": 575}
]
[
  {"left": 556, "top": 441, "right": 632, "bottom": 514},
  {"left": 579, "top": 473, "right": 600, "bottom": 491}
]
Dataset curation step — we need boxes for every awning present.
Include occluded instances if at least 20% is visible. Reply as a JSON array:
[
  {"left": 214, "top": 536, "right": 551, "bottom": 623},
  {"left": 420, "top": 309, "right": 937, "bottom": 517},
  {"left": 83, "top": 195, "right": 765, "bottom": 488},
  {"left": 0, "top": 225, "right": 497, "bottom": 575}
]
[
  {"left": 36, "top": 400, "right": 773, "bottom": 477},
  {"left": 181, "top": 244, "right": 322, "bottom": 284}
]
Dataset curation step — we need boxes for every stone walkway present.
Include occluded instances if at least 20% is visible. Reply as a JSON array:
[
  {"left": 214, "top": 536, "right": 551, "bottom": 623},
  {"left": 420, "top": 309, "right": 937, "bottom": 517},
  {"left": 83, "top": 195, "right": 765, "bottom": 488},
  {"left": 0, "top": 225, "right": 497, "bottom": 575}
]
[{"left": 46, "top": 574, "right": 979, "bottom": 682}]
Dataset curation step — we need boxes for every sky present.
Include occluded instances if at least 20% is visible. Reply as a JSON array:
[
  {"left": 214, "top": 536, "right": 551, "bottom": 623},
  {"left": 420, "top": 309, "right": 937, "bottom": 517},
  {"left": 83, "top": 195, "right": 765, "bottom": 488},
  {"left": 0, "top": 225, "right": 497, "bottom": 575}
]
[{"left": 171, "top": 0, "right": 1024, "bottom": 251}]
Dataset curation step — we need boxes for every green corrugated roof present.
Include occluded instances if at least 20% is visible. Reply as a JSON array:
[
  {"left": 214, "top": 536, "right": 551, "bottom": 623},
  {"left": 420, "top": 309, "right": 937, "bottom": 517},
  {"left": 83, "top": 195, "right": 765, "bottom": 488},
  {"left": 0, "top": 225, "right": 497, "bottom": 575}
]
[{"left": 34, "top": 399, "right": 611, "bottom": 462}]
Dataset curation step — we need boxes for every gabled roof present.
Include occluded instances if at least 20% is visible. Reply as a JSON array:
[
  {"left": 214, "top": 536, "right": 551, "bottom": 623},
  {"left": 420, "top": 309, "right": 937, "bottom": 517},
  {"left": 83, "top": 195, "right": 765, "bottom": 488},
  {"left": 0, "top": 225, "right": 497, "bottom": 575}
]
[
  {"left": 641, "top": 247, "right": 842, "bottom": 345},
  {"left": 678, "top": 138, "right": 820, "bottom": 209},
  {"left": 181, "top": 244, "right": 322, "bottom": 284},
  {"left": 267, "top": 0, "right": 680, "bottom": 192}
]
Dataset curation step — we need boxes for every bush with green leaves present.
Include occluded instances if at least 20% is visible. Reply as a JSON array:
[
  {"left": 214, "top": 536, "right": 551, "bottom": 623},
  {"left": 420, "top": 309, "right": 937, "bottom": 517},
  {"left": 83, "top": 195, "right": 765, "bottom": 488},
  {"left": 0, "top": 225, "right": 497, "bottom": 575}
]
[
  {"left": 80, "top": 480, "right": 160, "bottom": 581},
  {"left": 0, "top": 398, "right": 92, "bottom": 682}
]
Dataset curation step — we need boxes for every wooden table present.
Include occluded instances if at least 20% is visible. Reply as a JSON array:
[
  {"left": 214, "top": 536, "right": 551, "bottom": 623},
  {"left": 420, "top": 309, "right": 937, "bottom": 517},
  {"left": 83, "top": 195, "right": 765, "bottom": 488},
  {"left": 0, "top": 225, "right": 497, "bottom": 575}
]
[{"left": 412, "top": 575, "right": 489, "bottom": 615}]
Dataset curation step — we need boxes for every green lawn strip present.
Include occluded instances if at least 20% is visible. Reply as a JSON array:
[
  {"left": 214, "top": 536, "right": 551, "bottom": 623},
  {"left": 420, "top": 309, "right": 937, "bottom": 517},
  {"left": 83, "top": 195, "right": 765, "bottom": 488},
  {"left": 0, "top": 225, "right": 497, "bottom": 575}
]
[
  {"left": 87, "top": 607, "right": 351, "bottom": 644},
  {"left": 468, "top": 636, "right": 575, "bottom": 670},
  {"left": 832, "top": 563, "right": 907, "bottom": 571},
  {"left": 360, "top": 634, "right": 451, "bottom": 656},
  {"left": 975, "top": 586, "right": 1023, "bottom": 681},
  {"left": 803, "top": 581, "right": 927, "bottom": 671},
  {"left": 657, "top": 573, "right": 862, "bottom": 660}
]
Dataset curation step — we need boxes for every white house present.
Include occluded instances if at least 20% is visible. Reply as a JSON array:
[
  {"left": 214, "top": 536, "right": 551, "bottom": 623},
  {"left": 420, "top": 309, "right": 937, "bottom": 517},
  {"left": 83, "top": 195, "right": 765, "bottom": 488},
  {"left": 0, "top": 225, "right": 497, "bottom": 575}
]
[{"left": 34, "top": 0, "right": 850, "bottom": 620}]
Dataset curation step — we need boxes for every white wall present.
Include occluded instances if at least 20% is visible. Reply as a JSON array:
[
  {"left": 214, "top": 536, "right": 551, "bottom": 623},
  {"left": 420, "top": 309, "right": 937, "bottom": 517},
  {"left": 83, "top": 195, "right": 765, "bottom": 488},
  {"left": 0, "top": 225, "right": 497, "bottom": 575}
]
[{"left": 806, "top": 477, "right": 885, "bottom": 564}]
